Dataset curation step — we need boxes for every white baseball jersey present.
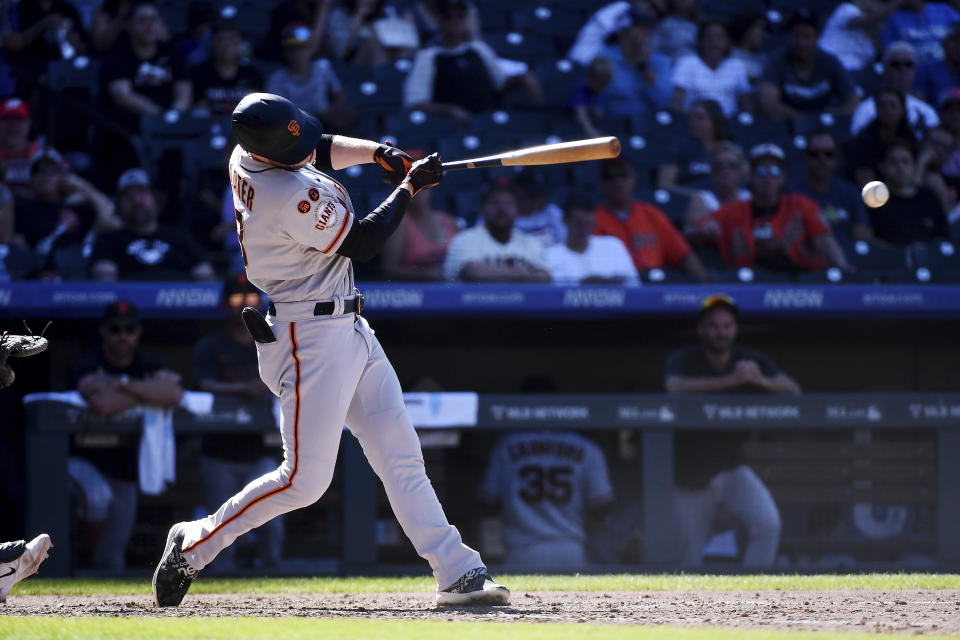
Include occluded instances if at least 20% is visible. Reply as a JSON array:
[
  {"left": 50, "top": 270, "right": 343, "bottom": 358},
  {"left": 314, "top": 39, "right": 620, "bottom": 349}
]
[
  {"left": 480, "top": 432, "right": 613, "bottom": 555},
  {"left": 442, "top": 224, "right": 548, "bottom": 281},
  {"left": 546, "top": 235, "right": 640, "bottom": 285},
  {"left": 228, "top": 145, "right": 356, "bottom": 302}
]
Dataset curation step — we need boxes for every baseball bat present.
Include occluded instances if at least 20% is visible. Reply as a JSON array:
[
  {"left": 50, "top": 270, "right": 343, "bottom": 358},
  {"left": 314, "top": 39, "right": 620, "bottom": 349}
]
[{"left": 442, "top": 136, "right": 621, "bottom": 171}]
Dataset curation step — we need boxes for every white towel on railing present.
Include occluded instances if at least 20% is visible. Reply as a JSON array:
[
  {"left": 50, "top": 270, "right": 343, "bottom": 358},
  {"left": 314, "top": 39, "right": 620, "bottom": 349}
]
[
  {"left": 138, "top": 406, "right": 175, "bottom": 496},
  {"left": 180, "top": 391, "right": 214, "bottom": 415}
]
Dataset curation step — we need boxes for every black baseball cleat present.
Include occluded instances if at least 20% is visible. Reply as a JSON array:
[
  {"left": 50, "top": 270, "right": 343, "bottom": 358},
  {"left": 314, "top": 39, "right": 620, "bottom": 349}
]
[
  {"left": 152, "top": 523, "right": 199, "bottom": 607},
  {"left": 436, "top": 567, "right": 510, "bottom": 606}
]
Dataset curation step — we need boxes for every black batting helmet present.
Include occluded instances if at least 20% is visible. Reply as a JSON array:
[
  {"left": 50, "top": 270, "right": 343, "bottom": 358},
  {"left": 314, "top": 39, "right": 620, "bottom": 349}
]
[{"left": 231, "top": 93, "right": 323, "bottom": 165}]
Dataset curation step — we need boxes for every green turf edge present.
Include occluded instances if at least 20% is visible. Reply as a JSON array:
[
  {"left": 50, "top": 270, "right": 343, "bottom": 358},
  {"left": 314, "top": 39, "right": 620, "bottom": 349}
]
[
  {"left": 2, "top": 617, "right": 954, "bottom": 640},
  {"left": 11, "top": 573, "right": 960, "bottom": 597}
]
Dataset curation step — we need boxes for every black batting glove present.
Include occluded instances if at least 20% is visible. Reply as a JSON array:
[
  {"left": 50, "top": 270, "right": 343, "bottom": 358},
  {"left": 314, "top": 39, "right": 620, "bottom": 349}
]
[
  {"left": 401, "top": 153, "right": 443, "bottom": 197},
  {"left": 374, "top": 141, "right": 414, "bottom": 185}
]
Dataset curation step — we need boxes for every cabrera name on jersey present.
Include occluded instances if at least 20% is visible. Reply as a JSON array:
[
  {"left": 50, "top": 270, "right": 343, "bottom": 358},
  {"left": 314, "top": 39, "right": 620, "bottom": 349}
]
[{"left": 229, "top": 145, "right": 357, "bottom": 302}]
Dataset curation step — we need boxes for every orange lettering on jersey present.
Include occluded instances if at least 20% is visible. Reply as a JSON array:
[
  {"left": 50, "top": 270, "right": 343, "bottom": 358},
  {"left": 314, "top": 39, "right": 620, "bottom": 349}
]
[
  {"left": 287, "top": 120, "right": 301, "bottom": 136},
  {"left": 314, "top": 201, "right": 338, "bottom": 230}
]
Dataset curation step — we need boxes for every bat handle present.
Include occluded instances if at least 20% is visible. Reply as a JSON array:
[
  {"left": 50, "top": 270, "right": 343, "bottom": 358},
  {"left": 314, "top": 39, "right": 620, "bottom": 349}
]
[{"left": 442, "top": 157, "right": 504, "bottom": 172}]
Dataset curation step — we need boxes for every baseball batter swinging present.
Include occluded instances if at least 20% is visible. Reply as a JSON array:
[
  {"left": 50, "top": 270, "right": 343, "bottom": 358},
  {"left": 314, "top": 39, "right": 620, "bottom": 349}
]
[{"left": 152, "top": 93, "right": 509, "bottom": 607}]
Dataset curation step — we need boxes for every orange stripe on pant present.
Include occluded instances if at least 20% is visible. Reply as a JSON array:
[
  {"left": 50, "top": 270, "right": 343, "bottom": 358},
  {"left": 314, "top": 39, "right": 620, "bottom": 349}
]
[{"left": 182, "top": 323, "right": 301, "bottom": 554}]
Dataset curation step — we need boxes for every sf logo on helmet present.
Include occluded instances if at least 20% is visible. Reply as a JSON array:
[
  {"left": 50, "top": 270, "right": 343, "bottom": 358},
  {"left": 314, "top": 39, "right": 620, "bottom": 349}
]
[{"left": 287, "top": 120, "right": 301, "bottom": 136}]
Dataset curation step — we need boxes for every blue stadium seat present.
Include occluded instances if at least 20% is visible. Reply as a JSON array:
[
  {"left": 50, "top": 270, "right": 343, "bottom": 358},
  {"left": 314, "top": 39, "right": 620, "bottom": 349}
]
[
  {"left": 351, "top": 112, "right": 384, "bottom": 141},
  {"left": 384, "top": 110, "right": 464, "bottom": 149},
  {"left": 851, "top": 64, "right": 884, "bottom": 99},
  {"left": 44, "top": 58, "right": 102, "bottom": 155},
  {"left": 357, "top": 60, "right": 409, "bottom": 108},
  {"left": 48, "top": 243, "right": 90, "bottom": 281},
  {"left": 792, "top": 112, "right": 853, "bottom": 145},
  {"left": 137, "top": 112, "right": 213, "bottom": 184},
  {"left": 707, "top": 0, "right": 767, "bottom": 20},
  {"left": 512, "top": 5, "right": 588, "bottom": 41},
  {"left": 711, "top": 266, "right": 795, "bottom": 283},
  {"left": 228, "top": 3, "right": 272, "bottom": 45},
  {"left": 638, "top": 189, "right": 690, "bottom": 227},
  {"left": 534, "top": 58, "right": 579, "bottom": 107},
  {"left": 619, "top": 140, "right": 659, "bottom": 189},
  {"left": 695, "top": 244, "right": 728, "bottom": 272},
  {"left": 0, "top": 243, "right": 39, "bottom": 280},
  {"left": 484, "top": 30, "right": 559, "bottom": 64},
  {"left": 45, "top": 57, "right": 100, "bottom": 100},
  {"left": 471, "top": 110, "right": 546, "bottom": 143},
  {"left": 475, "top": 2, "right": 511, "bottom": 33},
  {"left": 641, "top": 268, "right": 695, "bottom": 284},
  {"left": 794, "top": 267, "right": 876, "bottom": 284},
  {"left": 450, "top": 185, "right": 485, "bottom": 227},
  {"left": 845, "top": 239, "right": 909, "bottom": 271},
  {"left": 345, "top": 73, "right": 404, "bottom": 109},
  {"left": 544, "top": 112, "right": 592, "bottom": 142},
  {"left": 727, "top": 111, "right": 793, "bottom": 151},
  {"left": 910, "top": 241, "right": 960, "bottom": 282}
]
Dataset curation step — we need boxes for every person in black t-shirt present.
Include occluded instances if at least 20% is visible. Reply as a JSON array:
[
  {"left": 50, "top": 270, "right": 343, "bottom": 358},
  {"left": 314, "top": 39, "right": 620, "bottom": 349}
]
[
  {"left": 869, "top": 138, "right": 951, "bottom": 245},
  {"left": 662, "top": 294, "right": 796, "bottom": 568},
  {"left": 403, "top": 0, "right": 540, "bottom": 121},
  {"left": 190, "top": 18, "right": 264, "bottom": 117},
  {"left": 192, "top": 273, "right": 283, "bottom": 571},
  {"left": 13, "top": 148, "right": 120, "bottom": 279},
  {"left": 68, "top": 301, "right": 183, "bottom": 571},
  {"left": 758, "top": 9, "right": 859, "bottom": 119},
  {"left": 89, "top": 168, "right": 215, "bottom": 281},
  {"left": 4, "top": 0, "right": 91, "bottom": 82},
  {"left": 98, "top": 2, "right": 191, "bottom": 132},
  {"left": 92, "top": 1, "right": 192, "bottom": 190}
]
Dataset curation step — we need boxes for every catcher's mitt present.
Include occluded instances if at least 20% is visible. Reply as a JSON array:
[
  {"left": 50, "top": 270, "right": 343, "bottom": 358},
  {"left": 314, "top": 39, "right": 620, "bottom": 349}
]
[
  {"left": 0, "top": 325, "right": 50, "bottom": 389},
  {"left": 1, "top": 333, "right": 49, "bottom": 358}
]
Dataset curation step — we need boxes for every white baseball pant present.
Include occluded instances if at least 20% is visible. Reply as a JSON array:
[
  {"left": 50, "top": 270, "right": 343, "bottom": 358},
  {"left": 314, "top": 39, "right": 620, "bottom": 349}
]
[{"left": 179, "top": 306, "right": 482, "bottom": 588}]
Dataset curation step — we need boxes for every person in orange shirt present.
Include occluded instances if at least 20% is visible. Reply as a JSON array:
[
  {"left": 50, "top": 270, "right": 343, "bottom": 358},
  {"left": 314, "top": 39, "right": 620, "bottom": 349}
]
[
  {"left": 594, "top": 158, "right": 709, "bottom": 281},
  {"left": 687, "top": 142, "right": 849, "bottom": 271}
]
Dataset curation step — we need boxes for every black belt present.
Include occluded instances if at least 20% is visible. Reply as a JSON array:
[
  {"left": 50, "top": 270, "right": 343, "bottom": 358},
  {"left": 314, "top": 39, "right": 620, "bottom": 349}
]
[{"left": 268, "top": 293, "right": 363, "bottom": 317}]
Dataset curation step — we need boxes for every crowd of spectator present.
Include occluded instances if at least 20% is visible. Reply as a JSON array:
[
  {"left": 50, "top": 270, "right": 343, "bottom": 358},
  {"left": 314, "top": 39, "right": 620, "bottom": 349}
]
[
  {"left": 2, "top": 0, "right": 950, "bottom": 576},
  {"left": 1, "top": 0, "right": 960, "bottom": 285}
]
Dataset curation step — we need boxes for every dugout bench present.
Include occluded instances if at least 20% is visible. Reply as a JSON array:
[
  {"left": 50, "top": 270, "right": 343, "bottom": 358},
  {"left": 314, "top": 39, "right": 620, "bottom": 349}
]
[{"left": 23, "top": 393, "right": 960, "bottom": 575}]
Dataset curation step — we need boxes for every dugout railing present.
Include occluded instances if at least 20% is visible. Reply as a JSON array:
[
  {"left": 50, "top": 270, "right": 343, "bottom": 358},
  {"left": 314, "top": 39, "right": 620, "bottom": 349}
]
[{"left": 22, "top": 392, "right": 960, "bottom": 576}]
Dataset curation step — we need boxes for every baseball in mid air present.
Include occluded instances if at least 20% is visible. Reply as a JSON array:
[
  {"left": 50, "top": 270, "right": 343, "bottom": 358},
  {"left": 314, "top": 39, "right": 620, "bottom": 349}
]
[{"left": 861, "top": 180, "right": 889, "bottom": 208}]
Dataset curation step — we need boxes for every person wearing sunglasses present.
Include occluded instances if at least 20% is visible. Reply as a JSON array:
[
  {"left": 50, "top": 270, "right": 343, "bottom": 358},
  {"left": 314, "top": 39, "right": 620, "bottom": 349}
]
[
  {"left": 687, "top": 142, "right": 849, "bottom": 273},
  {"left": 793, "top": 130, "right": 873, "bottom": 243},
  {"left": 683, "top": 141, "right": 751, "bottom": 228},
  {"left": 67, "top": 300, "right": 183, "bottom": 572},
  {"left": 851, "top": 41, "right": 939, "bottom": 136}
]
